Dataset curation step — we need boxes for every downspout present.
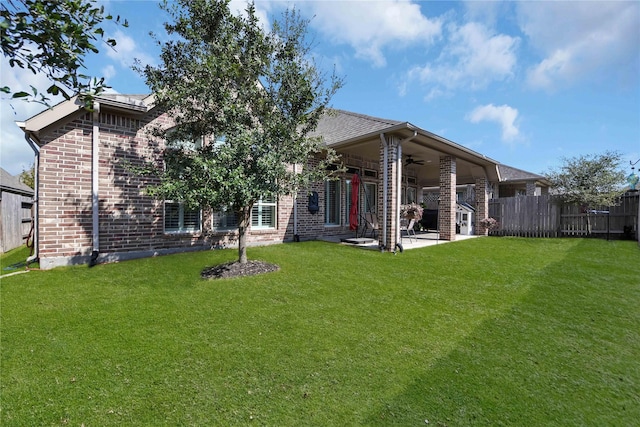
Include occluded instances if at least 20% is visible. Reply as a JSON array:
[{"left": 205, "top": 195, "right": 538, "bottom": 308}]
[
  {"left": 293, "top": 163, "right": 299, "bottom": 241},
  {"left": 379, "top": 133, "right": 388, "bottom": 249},
  {"left": 24, "top": 133, "right": 39, "bottom": 263},
  {"left": 90, "top": 101, "right": 100, "bottom": 266}
]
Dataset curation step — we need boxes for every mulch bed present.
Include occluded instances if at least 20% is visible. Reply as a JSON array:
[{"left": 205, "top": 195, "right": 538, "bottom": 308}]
[{"left": 201, "top": 260, "right": 279, "bottom": 279}]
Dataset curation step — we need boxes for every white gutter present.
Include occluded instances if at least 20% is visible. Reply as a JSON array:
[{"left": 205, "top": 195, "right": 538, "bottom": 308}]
[
  {"left": 379, "top": 133, "right": 388, "bottom": 249},
  {"left": 23, "top": 132, "right": 40, "bottom": 263},
  {"left": 90, "top": 102, "right": 100, "bottom": 265}
]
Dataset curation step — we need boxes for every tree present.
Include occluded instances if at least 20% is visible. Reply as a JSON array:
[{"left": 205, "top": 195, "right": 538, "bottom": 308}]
[
  {"left": 1, "top": 0, "right": 127, "bottom": 106},
  {"left": 19, "top": 163, "right": 35, "bottom": 188},
  {"left": 545, "top": 150, "right": 627, "bottom": 234},
  {"left": 138, "top": 0, "right": 343, "bottom": 264}
]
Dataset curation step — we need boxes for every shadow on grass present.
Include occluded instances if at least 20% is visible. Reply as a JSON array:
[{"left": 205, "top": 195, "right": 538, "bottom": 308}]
[{"left": 364, "top": 239, "right": 640, "bottom": 426}]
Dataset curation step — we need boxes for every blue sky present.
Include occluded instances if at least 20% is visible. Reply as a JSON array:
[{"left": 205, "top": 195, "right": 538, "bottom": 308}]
[{"left": 1, "top": 0, "right": 639, "bottom": 178}]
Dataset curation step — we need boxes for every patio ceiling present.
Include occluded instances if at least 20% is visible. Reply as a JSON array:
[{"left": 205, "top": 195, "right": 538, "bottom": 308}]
[{"left": 331, "top": 124, "right": 500, "bottom": 187}]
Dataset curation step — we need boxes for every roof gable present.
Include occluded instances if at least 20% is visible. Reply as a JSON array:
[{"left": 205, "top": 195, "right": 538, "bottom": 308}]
[
  {"left": 312, "top": 109, "right": 403, "bottom": 146},
  {"left": 497, "top": 164, "right": 548, "bottom": 183},
  {"left": 1, "top": 168, "right": 34, "bottom": 196}
]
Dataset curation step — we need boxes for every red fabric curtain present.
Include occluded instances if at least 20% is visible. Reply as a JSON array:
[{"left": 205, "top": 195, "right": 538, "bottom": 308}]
[{"left": 349, "top": 174, "right": 360, "bottom": 230}]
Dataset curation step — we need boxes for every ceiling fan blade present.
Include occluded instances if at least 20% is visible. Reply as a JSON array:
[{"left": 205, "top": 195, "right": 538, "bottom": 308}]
[{"left": 405, "top": 155, "right": 425, "bottom": 166}]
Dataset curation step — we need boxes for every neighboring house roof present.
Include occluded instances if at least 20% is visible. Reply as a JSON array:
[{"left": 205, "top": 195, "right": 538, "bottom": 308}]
[
  {"left": 497, "top": 164, "right": 551, "bottom": 187},
  {"left": 0, "top": 168, "right": 34, "bottom": 196}
]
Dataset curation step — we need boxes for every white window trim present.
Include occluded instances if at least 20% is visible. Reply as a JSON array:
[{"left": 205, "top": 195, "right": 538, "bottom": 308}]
[
  {"left": 325, "top": 180, "right": 341, "bottom": 226},
  {"left": 164, "top": 201, "right": 202, "bottom": 234},
  {"left": 212, "top": 207, "right": 238, "bottom": 231},
  {"left": 364, "top": 182, "right": 377, "bottom": 214},
  {"left": 252, "top": 197, "right": 277, "bottom": 229}
]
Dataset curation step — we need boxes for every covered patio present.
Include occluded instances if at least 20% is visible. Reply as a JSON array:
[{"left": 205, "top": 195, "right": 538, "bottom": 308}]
[{"left": 315, "top": 110, "right": 501, "bottom": 252}]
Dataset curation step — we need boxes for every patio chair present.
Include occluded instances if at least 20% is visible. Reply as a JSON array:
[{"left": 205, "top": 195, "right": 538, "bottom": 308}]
[
  {"left": 401, "top": 218, "right": 417, "bottom": 243},
  {"left": 363, "top": 212, "right": 379, "bottom": 239}
]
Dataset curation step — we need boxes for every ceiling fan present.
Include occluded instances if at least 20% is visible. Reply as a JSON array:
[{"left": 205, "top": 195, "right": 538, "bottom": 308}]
[{"left": 405, "top": 154, "right": 425, "bottom": 166}]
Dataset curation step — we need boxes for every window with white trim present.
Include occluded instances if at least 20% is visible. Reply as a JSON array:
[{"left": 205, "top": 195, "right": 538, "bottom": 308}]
[
  {"left": 212, "top": 208, "right": 238, "bottom": 230},
  {"left": 252, "top": 196, "right": 276, "bottom": 229},
  {"left": 325, "top": 180, "right": 341, "bottom": 225},
  {"left": 364, "top": 182, "right": 377, "bottom": 213},
  {"left": 406, "top": 187, "right": 417, "bottom": 204},
  {"left": 167, "top": 129, "right": 203, "bottom": 150},
  {"left": 345, "top": 179, "right": 352, "bottom": 225},
  {"left": 164, "top": 201, "right": 201, "bottom": 233}
]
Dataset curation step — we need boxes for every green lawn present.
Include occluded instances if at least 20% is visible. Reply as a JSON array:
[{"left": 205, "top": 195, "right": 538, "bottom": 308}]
[
  {"left": 1, "top": 238, "right": 639, "bottom": 426},
  {"left": 0, "top": 245, "right": 36, "bottom": 276}
]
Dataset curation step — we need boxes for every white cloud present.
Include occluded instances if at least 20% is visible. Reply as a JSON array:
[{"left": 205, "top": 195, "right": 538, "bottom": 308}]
[
  {"left": 105, "top": 29, "right": 156, "bottom": 69},
  {"left": 407, "top": 21, "right": 519, "bottom": 94},
  {"left": 304, "top": 0, "right": 442, "bottom": 67},
  {"left": 467, "top": 103, "right": 520, "bottom": 142},
  {"left": 518, "top": 1, "right": 640, "bottom": 90},
  {"left": 0, "top": 58, "right": 60, "bottom": 175},
  {"left": 102, "top": 64, "right": 117, "bottom": 81},
  {"left": 230, "top": 0, "right": 272, "bottom": 31}
]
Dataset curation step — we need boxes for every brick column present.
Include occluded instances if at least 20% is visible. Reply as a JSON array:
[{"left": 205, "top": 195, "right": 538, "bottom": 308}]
[
  {"left": 439, "top": 155, "right": 456, "bottom": 240},
  {"left": 475, "top": 176, "right": 489, "bottom": 236},
  {"left": 526, "top": 180, "right": 536, "bottom": 196},
  {"left": 378, "top": 135, "right": 402, "bottom": 251}
]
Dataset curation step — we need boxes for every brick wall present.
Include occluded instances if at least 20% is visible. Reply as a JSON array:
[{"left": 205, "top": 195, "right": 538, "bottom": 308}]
[
  {"left": 439, "top": 155, "right": 456, "bottom": 240},
  {"left": 289, "top": 154, "right": 382, "bottom": 242},
  {"left": 474, "top": 176, "right": 489, "bottom": 236},
  {"left": 36, "top": 107, "right": 385, "bottom": 268}
]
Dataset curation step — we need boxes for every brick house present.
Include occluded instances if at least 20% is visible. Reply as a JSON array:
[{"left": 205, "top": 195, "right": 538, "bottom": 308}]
[{"left": 20, "top": 94, "right": 521, "bottom": 269}]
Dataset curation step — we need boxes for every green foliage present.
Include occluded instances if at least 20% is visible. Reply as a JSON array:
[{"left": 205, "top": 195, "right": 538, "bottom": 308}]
[
  {"left": 2, "top": 238, "right": 639, "bottom": 425},
  {"left": 0, "top": 0, "right": 127, "bottom": 106},
  {"left": 138, "top": 0, "right": 343, "bottom": 262},
  {"left": 546, "top": 150, "right": 627, "bottom": 208},
  {"left": 18, "top": 162, "right": 34, "bottom": 188}
]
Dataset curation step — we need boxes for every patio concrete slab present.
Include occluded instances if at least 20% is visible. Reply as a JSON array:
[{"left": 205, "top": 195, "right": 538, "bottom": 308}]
[{"left": 320, "top": 232, "right": 480, "bottom": 251}]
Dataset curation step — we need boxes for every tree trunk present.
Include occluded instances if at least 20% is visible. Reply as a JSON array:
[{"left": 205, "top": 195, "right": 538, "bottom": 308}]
[{"left": 237, "top": 205, "right": 252, "bottom": 264}]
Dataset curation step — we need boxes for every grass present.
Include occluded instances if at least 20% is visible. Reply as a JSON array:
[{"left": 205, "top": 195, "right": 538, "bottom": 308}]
[
  {"left": 0, "top": 245, "right": 37, "bottom": 276},
  {"left": 1, "top": 238, "right": 639, "bottom": 426}
]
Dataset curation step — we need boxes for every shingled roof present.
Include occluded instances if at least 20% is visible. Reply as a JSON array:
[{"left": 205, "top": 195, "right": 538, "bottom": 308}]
[
  {"left": 312, "top": 109, "right": 403, "bottom": 146},
  {"left": 497, "top": 164, "right": 548, "bottom": 183},
  {"left": 1, "top": 168, "right": 34, "bottom": 196}
]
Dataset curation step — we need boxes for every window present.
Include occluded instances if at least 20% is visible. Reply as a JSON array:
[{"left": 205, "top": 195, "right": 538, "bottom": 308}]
[
  {"left": 406, "top": 187, "right": 417, "bottom": 204},
  {"left": 164, "top": 201, "right": 201, "bottom": 233},
  {"left": 363, "top": 169, "right": 377, "bottom": 178},
  {"left": 167, "top": 128, "right": 203, "bottom": 150},
  {"left": 212, "top": 208, "right": 238, "bottom": 230},
  {"left": 364, "top": 182, "right": 376, "bottom": 213},
  {"left": 325, "top": 179, "right": 341, "bottom": 225},
  {"left": 345, "top": 179, "right": 352, "bottom": 225},
  {"left": 252, "top": 196, "right": 276, "bottom": 229}
]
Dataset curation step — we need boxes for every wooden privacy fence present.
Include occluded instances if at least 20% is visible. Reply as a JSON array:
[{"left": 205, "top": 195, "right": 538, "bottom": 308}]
[{"left": 488, "top": 193, "right": 639, "bottom": 239}]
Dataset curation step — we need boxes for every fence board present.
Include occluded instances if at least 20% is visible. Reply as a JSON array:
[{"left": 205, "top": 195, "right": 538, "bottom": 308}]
[{"left": 488, "top": 193, "right": 638, "bottom": 239}]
